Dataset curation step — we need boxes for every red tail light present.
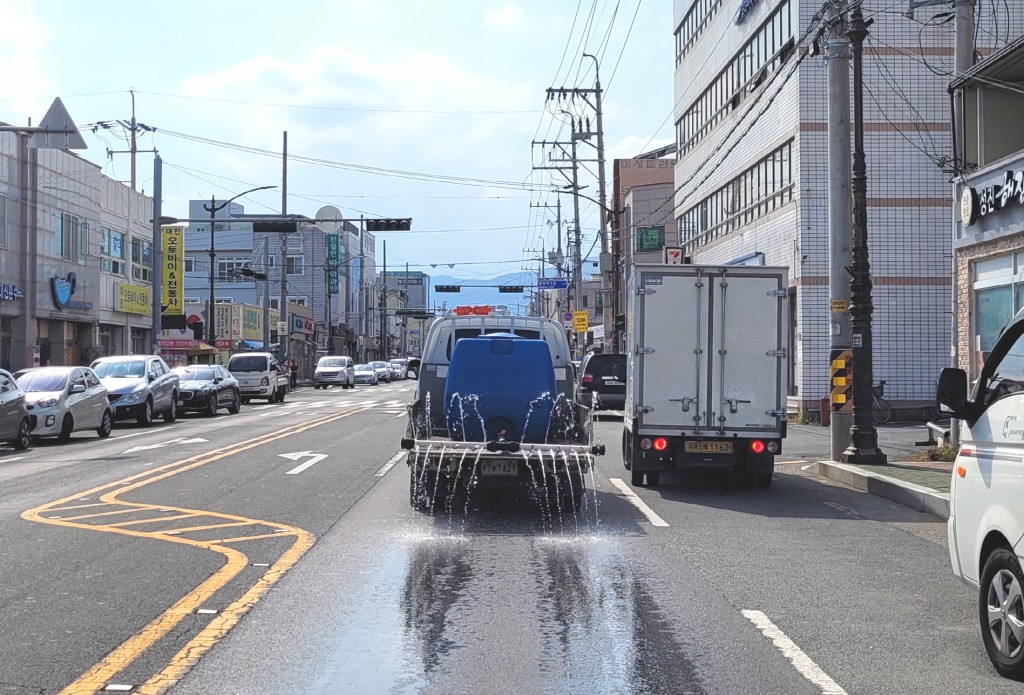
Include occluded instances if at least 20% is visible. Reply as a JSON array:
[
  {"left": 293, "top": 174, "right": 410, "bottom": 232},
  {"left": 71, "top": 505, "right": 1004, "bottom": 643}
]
[
  {"left": 751, "top": 440, "right": 766, "bottom": 454},
  {"left": 653, "top": 437, "right": 668, "bottom": 451},
  {"left": 581, "top": 373, "right": 594, "bottom": 384}
]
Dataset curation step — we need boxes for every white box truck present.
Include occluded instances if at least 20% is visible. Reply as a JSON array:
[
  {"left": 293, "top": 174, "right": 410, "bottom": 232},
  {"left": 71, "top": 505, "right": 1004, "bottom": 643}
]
[{"left": 623, "top": 264, "right": 789, "bottom": 488}]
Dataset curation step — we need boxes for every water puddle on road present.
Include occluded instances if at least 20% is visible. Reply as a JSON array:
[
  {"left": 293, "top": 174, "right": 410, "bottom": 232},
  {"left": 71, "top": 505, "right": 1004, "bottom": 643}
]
[{"left": 311, "top": 525, "right": 708, "bottom": 694}]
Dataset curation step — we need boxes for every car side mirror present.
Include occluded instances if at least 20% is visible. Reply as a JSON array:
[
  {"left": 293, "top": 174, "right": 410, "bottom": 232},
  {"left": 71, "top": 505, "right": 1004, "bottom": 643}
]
[
  {"left": 149, "top": 372, "right": 157, "bottom": 382},
  {"left": 70, "top": 383, "right": 86, "bottom": 394},
  {"left": 937, "top": 367, "right": 970, "bottom": 418},
  {"left": 214, "top": 377, "right": 222, "bottom": 384}
]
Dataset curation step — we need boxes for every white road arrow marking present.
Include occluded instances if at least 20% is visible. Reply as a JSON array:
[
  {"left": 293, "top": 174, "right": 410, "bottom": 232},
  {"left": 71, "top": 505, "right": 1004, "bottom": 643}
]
[
  {"left": 279, "top": 451, "right": 328, "bottom": 475},
  {"left": 123, "top": 437, "right": 208, "bottom": 455}
]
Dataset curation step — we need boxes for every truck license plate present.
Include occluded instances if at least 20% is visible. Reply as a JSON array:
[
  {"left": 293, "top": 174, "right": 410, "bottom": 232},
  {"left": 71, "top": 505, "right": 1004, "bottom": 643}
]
[
  {"left": 684, "top": 441, "right": 734, "bottom": 454},
  {"left": 481, "top": 460, "right": 518, "bottom": 476}
]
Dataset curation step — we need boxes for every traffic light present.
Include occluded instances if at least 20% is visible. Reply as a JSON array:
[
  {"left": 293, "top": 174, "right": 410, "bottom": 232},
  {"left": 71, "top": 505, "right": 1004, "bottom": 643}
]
[
  {"left": 435, "top": 285, "right": 461, "bottom": 293},
  {"left": 365, "top": 218, "right": 412, "bottom": 232},
  {"left": 498, "top": 286, "right": 524, "bottom": 294}
]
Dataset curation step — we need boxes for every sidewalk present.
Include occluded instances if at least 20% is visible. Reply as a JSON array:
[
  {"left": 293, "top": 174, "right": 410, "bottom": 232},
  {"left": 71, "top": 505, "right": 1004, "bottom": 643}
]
[{"left": 787, "top": 422, "right": 953, "bottom": 519}]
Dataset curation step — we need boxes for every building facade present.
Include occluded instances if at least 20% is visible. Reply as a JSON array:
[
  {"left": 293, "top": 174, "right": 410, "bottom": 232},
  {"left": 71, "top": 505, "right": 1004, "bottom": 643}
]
[
  {"left": 669, "top": 0, "right": 1015, "bottom": 412},
  {"left": 0, "top": 131, "right": 154, "bottom": 372},
  {"left": 950, "top": 37, "right": 1024, "bottom": 380}
]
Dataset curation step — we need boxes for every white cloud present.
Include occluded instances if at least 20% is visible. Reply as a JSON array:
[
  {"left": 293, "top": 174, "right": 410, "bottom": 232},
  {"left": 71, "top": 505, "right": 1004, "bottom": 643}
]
[
  {"left": 0, "top": 0, "right": 54, "bottom": 119},
  {"left": 483, "top": 3, "right": 527, "bottom": 32}
]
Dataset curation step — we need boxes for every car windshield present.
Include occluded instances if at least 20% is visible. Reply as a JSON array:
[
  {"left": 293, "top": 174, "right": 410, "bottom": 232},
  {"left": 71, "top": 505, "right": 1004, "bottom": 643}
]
[
  {"left": 355, "top": 364, "right": 371, "bottom": 371},
  {"left": 93, "top": 360, "right": 147, "bottom": 378},
  {"left": 229, "top": 355, "right": 268, "bottom": 372},
  {"left": 15, "top": 370, "right": 69, "bottom": 392},
  {"left": 174, "top": 367, "right": 216, "bottom": 381},
  {"left": 372, "top": 362, "right": 387, "bottom": 369},
  {"left": 319, "top": 359, "right": 347, "bottom": 368}
]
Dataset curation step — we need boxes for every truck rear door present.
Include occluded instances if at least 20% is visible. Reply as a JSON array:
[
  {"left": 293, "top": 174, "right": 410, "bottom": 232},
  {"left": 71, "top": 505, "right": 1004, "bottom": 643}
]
[
  {"left": 707, "top": 268, "right": 787, "bottom": 434},
  {"left": 635, "top": 266, "right": 707, "bottom": 431}
]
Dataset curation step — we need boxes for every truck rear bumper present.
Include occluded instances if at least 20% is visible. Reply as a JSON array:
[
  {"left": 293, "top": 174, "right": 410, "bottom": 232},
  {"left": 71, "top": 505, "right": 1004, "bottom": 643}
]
[{"left": 626, "top": 432, "right": 780, "bottom": 473}]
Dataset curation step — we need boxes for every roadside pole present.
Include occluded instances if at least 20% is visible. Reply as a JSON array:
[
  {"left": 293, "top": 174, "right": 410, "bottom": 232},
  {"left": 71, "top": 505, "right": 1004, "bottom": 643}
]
[{"left": 827, "top": 4, "right": 854, "bottom": 460}]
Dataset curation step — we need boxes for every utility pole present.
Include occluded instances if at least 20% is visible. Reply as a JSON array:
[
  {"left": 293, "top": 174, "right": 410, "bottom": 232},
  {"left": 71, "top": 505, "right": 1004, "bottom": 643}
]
[
  {"left": 150, "top": 155, "right": 162, "bottom": 354},
  {"left": 949, "top": 0, "right": 975, "bottom": 447},
  {"left": 841, "top": 4, "right": 887, "bottom": 465},
  {"left": 106, "top": 91, "right": 156, "bottom": 191},
  {"left": 279, "top": 131, "right": 289, "bottom": 362},
  {"left": 583, "top": 53, "right": 613, "bottom": 355},
  {"left": 826, "top": 4, "right": 854, "bottom": 460},
  {"left": 380, "top": 240, "right": 388, "bottom": 360}
]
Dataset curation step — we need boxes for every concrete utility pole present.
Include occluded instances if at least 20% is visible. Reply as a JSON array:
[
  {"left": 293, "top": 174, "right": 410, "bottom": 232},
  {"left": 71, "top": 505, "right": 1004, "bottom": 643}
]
[
  {"left": 949, "top": 0, "right": 975, "bottom": 447},
  {"left": 840, "top": 3, "right": 887, "bottom": 465},
  {"left": 279, "top": 131, "right": 289, "bottom": 360},
  {"left": 381, "top": 240, "right": 388, "bottom": 359},
  {"left": 150, "top": 155, "right": 162, "bottom": 354},
  {"left": 826, "top": 4, "right": 854, "bottom": 461},
  {"left": 107, "top": 91, "right": 156, "bottom": 192},
  {"left": 583, "top": 53, "right": 613, "bottom": 355}
]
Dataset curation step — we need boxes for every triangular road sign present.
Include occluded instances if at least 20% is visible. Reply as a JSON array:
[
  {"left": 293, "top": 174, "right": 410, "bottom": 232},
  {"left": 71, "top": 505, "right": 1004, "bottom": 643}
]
[{"left": 28, "top": 97, "right": 87, "bottom": 150}]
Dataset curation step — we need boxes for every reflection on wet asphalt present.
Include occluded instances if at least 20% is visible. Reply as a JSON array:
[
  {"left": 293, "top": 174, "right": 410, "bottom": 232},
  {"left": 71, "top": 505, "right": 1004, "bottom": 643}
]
[{"left": 312, "top": 490, "right": 707, "bottom": 695}]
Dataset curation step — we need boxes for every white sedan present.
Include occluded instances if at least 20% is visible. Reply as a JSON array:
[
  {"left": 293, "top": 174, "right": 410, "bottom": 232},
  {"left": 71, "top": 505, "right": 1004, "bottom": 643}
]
[{"left": 14, "top": 367, "right": 113, "bottom": 442}]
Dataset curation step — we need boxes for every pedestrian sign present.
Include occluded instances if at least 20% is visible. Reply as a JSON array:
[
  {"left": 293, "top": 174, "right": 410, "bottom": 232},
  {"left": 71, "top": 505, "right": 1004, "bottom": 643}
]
[
  {"left": 564, "top": 312, "right": 573, "bottom": 321},
  {"left": 573, "top": 310, "right": 589, "bottom": 333}
]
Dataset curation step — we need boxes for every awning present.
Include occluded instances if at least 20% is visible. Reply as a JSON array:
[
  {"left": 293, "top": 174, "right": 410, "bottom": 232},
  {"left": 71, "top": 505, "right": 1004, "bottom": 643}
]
[{"left": 236, "top": 339, "right": 280, "bottom": 352}]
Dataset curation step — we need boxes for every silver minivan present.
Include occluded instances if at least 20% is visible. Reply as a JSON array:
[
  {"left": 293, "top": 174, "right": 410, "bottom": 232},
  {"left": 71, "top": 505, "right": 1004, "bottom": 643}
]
[{"left": 314, "top": 356, "right": 355, "bottom": 389}]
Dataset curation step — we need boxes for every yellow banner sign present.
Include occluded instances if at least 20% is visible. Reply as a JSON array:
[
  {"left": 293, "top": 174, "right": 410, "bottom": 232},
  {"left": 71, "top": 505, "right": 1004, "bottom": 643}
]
[
  {"left": 573, "top": 310, "right": 589, "bottom": 333},
  {"left": 116, "top": 283, "right": 151, "bottom": 315},
  {"left": 162, "top": 226, "right": 184, "bottom": 314}
]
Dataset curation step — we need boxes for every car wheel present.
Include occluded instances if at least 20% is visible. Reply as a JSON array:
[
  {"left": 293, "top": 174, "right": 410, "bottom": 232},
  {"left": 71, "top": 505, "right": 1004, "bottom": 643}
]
[
  {"left": 622, "top": 430, "right": 632, "bottom": 470},
  {"left": 646, "top": 471, "right": 661, "bottom": 487},
  {"left": 137, "top": 399, "right": 153, "bottom": 427},
  {"left": 163, "top": 397, "right": 178, "bottom": 423},
  {"left": 12, "top": 417, "right": 31, "bottom": 450},
  {"left": 228, "top": 391, "right": 241, "bottom": 415},
  {"left": 96, "top": 410, "right": 113, "bottom": 438},
  {"left": 206, "top": 395, "right": 219, "bottom": 417},
  {"left": 277, "top": 388, "right": 286, "bottom": 404},
  {"left": 980, "top": 547, "right": 1024, "bottom": 679},
  {"left": 57, "top": 414, "right": 74, "bottom": 443},
  {"left": 631, "top": 469, "right": 645, "bottom": 486}
]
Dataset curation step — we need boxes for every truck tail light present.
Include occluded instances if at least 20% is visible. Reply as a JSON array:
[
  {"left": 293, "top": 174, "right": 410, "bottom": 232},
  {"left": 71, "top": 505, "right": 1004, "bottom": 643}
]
[
  {"left": 751, "top": 440, "right": 766, "bottom": 454},
  {"left": 640, "top": 438, "right": 652, "bottom": 450},
  {"left": 653, "top": 437, "right": 668, "bottom": 451},
  {"left": 766, "top": 441, "right": 779, "bottom": 454}
]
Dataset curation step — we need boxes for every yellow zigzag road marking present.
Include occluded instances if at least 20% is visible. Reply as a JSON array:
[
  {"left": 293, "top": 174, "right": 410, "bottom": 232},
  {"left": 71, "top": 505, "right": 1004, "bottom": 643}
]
[{"left": 23, "top": 405, "right": 374, "bottom": 695}]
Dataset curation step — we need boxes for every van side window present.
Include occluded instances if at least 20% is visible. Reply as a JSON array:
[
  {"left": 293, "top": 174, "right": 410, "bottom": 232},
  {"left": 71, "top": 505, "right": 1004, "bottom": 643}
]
[{"left": 982, "top": 330, "right": 1024, "bottom": 408}]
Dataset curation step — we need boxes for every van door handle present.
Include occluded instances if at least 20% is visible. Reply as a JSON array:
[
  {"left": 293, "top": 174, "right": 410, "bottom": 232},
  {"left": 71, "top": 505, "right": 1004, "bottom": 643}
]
[{"left": 669, "top": 396, "right": 698, "bottom": 412}]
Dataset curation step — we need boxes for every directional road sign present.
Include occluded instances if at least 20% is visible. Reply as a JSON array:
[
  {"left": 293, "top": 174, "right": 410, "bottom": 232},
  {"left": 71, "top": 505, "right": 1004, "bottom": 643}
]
[{"left": 537, "top": 277, "right": 569, "bottom": 290}]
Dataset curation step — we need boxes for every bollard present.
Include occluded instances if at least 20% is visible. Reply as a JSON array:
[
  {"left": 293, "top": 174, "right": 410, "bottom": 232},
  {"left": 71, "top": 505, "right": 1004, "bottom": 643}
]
[{"left": 820, "top": 396, "right": 831, "bottom": 427}]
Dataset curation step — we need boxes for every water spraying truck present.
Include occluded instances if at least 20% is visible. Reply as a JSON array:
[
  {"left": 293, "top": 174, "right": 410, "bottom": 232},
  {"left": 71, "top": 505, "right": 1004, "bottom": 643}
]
[{"left": 402, "top": 315, "right": 604, "bottom": 511}]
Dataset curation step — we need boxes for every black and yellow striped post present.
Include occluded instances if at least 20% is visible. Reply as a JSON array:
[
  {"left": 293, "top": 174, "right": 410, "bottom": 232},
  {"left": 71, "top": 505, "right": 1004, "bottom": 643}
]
[{"left": 831, "top": 349, "right": 853, "bottom": 413}]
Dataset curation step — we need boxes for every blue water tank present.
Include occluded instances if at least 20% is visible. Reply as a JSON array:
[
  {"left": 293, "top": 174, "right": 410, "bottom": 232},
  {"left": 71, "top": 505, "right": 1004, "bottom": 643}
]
[{"left": 444, "top": 335, "right": 556, "bottom": 443}]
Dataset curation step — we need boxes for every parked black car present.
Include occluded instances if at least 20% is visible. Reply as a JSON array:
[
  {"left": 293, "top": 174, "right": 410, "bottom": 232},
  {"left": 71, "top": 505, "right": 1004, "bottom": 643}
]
[
  {"left": 173, "top": 365, "right": 241, "bottom": 416},
  {"left": 576, "top": 353, "right": 626, "bottom": 411}
]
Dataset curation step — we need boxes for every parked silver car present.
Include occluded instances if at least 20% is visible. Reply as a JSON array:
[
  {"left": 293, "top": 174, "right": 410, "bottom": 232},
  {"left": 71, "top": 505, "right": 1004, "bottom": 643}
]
[
  {"left": 91, "top": 355, "right": 179, "bottom": 426},
  {"left": 14, "top": 367, "right": 113, "bottom": 442},
  {"left": 0, "top": 369, "right": 31, "bottom": 450}
]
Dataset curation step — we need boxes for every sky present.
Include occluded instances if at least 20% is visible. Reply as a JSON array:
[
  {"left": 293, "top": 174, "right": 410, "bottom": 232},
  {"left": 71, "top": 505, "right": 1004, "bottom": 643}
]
[{"left": 0, "top": 0, "right": 674, "bottom": 285}]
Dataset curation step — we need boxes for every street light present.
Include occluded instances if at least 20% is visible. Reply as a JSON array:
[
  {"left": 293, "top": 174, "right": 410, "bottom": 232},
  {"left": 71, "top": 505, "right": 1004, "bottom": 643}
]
[{"left": 203, "top": 186, "right": 276, "bottom": 345}]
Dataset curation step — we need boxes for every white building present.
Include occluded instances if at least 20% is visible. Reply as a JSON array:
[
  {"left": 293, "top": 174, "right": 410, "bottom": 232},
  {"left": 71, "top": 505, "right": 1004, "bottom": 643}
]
[{"left": 671, "top": 0, "right": 1018, "bottom": 413}]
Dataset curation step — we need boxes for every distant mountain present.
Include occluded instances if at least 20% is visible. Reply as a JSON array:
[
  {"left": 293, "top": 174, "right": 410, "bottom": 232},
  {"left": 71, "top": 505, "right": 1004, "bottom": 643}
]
[{"left": 428, "top": 271, "right": 536, "bottom": 314}]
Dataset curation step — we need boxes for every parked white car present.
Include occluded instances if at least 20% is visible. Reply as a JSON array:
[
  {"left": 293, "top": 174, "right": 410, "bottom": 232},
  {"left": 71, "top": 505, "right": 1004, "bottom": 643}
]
[
  {"left": 91, "top": 355, "right": 179, "bottom": 426},
  {"left": 371, "top": 361, "right": 392, "bottom": 384},
  {"left": 939, "top": 308, "right": 1024, "bottom": 679},
  {"left": 13, "top": 367, "right": 113, "bottom": 442},
  {"left": 0, "top": 369, "right": 32, "bottom": 450}
]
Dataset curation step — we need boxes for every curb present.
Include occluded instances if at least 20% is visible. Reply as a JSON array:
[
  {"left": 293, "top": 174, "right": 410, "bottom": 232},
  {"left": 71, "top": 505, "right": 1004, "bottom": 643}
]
[{"left": 814, "top": 461, "right": 950, "bottom": 520}]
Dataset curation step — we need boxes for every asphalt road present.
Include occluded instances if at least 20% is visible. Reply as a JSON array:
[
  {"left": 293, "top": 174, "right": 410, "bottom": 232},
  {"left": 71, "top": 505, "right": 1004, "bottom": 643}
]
[{"left": 0, "top": 390, "right": 1013, "bottom": 694}]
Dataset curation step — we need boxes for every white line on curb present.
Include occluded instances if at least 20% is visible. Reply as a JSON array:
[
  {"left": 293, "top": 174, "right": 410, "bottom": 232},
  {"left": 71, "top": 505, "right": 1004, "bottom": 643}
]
[
  {"left": 609, "top": 478, "right": 669, "bottom": 527},
  {"left": 375, "top": 452, "right": 406, "bottom": 477},
  {"left": 742, "top": 609, "right": 847, "bottom": 694},
  {"left": 3, "top": 456, "right": 26, "bottom": 462},
  {"left": 110, "top": 431, "right": 158, "bottom": 440}
]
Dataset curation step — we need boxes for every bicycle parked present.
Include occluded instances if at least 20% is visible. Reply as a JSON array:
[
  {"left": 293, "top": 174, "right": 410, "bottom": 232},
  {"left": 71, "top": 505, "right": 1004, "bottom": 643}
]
[{"left": 872, "top": 380, "right": 891, "bottom": 424}]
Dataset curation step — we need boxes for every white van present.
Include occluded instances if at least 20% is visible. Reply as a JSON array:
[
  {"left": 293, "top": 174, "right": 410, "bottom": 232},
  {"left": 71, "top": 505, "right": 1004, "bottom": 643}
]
[
  {"left": 227, "top": 352, "right": 289, "bottom": 403},
  {"left": 939, "top": 308, "right": 1024, "bottom": 679},
  {"left": 315, "top": 355, "right": 355, "bottom": 389}
]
